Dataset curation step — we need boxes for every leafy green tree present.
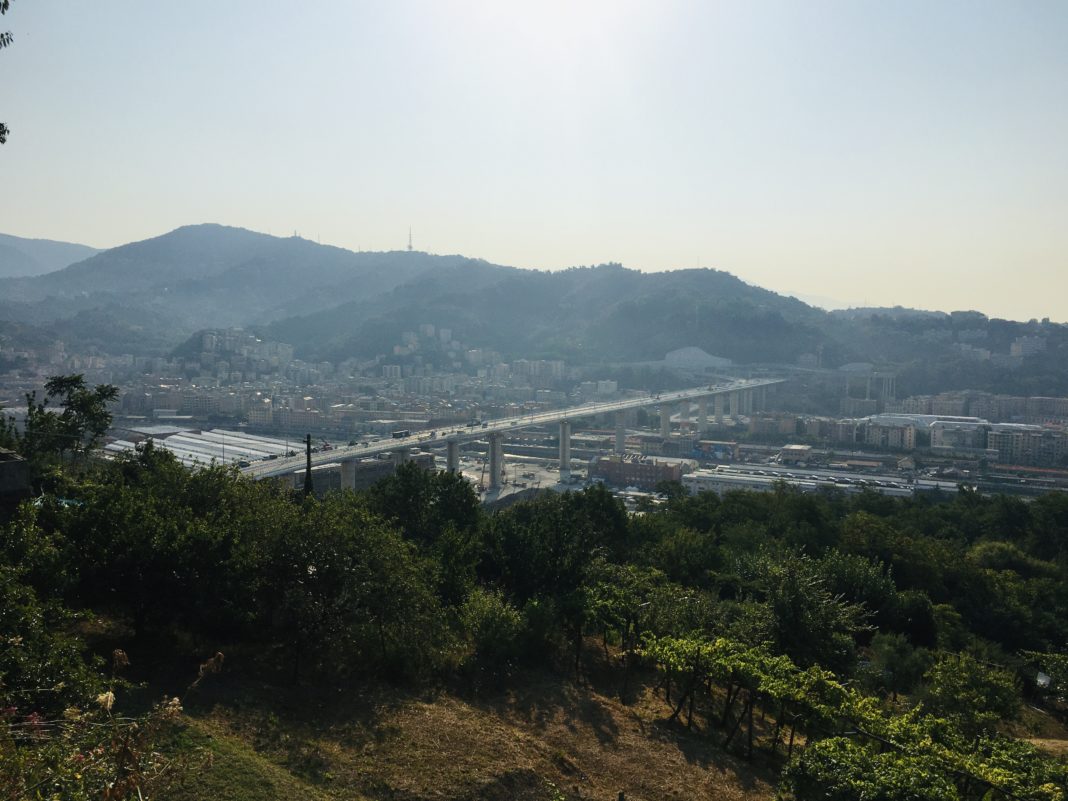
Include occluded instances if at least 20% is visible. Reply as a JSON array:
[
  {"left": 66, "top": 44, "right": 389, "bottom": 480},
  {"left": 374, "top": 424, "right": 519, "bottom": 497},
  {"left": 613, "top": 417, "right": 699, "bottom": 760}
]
[
  {"left": 459, "top": 587, "right": 524, "bottom": 678},
  {"left": 1022, "top": 650, "right": 1068, "bottom": 703},
  {"left": 366, "top": 462, "right": 483, "bottom": 602},
  {"left": 767, "top": 485, "right": 838, "bottom": 553},
  {"left": 923, "top": 652, "right": 1020, "bottom": 738},
  {"left": 367, "top": 461, "right": 481, "bottom": 547},
  {"left": 1026, "top": 491, "right": 1068, "bottom": 562},
  {"left": 0, "top": 564, "right": 101, "bottom": 716},
  {"left": 642, "top": 525, "right": 719, "bottom": 586},
  {"left": 816, "top": 550, "right": 896, "bottom": 635},
  {"left": 780, "top": 737, "right": 960, "bottom": 801},
  {"left": 481, "top": 487, "right": 627, "bottom": 668},
  {"left": 0, "top": 501, "right": 73, "bottom": 598},
  {"left": 967, "top": 540, "right": 1059, "bottom": 580},
  {"left": 260, "top": 493, "right": 452, "bottom": 681},
  {"left": 886, "top": 589, "right": 938, "bottom": 647},
  {"left": 866, "top": 632, "right": 931, "bottom": 701},
  {"left": 0, "top": 0, "right": 12, "bottom": 144},
  {"left": 16, "top": 375, "right": 118, "bottom": 467},
  {"left": 749, "top": 551, "right": 869, "bottom": 674}
]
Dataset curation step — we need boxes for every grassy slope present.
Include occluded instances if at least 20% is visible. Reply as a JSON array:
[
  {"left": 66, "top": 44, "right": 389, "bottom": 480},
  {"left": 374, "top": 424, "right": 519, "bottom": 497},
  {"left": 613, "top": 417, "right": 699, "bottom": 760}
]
[
  {"left": 166, "top": 718, "right": 339, "bottom": 801},
  {"left": 164, "top": 651, "right": 1068, "bottom": 801},
  {"left": 166, "top": 660, "right": 779, "bottom": 801}
]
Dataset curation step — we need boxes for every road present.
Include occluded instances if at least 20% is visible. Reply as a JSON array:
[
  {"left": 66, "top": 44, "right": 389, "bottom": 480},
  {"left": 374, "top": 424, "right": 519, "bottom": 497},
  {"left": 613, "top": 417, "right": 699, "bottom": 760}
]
[{"left": 241, "top": 377, "right": 784, "bottom": 479}]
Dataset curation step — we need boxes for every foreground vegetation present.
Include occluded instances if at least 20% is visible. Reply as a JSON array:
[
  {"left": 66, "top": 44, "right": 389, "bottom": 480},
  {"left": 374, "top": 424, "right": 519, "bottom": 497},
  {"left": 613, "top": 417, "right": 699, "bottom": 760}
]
[{"left": 2, "top": 385, "right": 1068, "bottom": 798}]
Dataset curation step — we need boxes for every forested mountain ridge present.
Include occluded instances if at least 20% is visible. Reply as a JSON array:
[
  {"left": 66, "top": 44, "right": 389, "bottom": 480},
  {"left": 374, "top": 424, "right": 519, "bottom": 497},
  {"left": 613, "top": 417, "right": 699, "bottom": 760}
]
[
  {"left": 0, "top": 232, "right": 100, "bottom": 278},
  {"left": 0, "top": 224, "right": 476, "bottom": 326},
  {"left": 2, "top": 224, "right": 1068, "bottom": 395},
  {"left": 267, "top": 263, "right": 831, "bottom": 364}
]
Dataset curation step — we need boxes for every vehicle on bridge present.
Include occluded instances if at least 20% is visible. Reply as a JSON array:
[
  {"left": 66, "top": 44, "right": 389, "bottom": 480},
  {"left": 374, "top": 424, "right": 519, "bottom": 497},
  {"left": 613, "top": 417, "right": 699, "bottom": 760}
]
[{"left": 391, "top": 429, "right": 410, "bottom": 439}]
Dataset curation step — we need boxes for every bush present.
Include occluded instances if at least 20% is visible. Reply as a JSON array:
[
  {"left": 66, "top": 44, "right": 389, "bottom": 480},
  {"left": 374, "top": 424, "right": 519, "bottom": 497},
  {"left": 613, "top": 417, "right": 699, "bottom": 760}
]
[{"left": 460, "top": 588, "right": 524, "bottom": 675}]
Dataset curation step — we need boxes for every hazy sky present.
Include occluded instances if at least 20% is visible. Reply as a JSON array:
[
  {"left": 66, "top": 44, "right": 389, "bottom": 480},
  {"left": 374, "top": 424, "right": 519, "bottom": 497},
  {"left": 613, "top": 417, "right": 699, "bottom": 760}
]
[{"left": 3, "top": 1, "right": 1067, "bottom": 320}]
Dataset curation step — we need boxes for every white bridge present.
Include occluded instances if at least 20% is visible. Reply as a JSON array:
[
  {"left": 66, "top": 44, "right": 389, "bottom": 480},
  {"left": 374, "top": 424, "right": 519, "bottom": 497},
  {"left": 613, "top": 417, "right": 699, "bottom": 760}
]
[{"left": 241, "top": 377, "right": 785, "bottom": 490}]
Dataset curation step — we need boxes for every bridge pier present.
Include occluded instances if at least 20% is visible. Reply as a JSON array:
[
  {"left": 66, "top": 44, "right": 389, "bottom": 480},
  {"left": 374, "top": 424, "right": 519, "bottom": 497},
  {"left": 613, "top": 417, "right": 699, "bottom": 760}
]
[
  {"left": 340, "top": 459, "right": 356, "bottom": 491},
  {"left": 559, "top": 420, "right": 571, "bottom": 482},
  {"left": 697, "top": 396, "right": 709, "bottom": 435},
  {"left": 714, "top": 393, "right": 725, "bottom": 425},
  {"left": 446, "top": 439, "right": 460, "bottom": 473},
  {"left": 488, "top": 433, "right": 503, "bottom": 491},
  {"left": 731, "top": 391, "right": 741, "bottom": 422},
  {"left": 678, "top": 399, "right": 690, "bottom": 433},
  {"left": 614, "top": 410, "right": 626, "bottom": 454},
  {"left": 660, "top": 404, "right": 672, "bottom": 438}
]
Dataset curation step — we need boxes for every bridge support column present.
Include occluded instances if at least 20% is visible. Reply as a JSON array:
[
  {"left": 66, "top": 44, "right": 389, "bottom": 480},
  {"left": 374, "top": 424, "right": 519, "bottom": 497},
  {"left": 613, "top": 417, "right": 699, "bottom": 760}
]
[
  {"left": 660, "top": 404, "right": 672, "bottom": 438},
  {"left": 714, "top": 393, "right": 725, "bottom": 425},
  {"left": 559, "top": 421, "right": 571, "bottom": 482},
  {"left": 614, "top": 410, "right": 626, "bottom": 454},
  {"left": 678, "top": 400, "right": 690, "bottom": 433},
  {"left": 698, "top": 396, "right": 709, "bottom": 435},
  {"left": 446, "top": 439, "right": 460, "bottom": 473},
  {"left": 488, "top": 433, "right": 503, "bottom": 491},
  {"left": 759, "top": 385, "right": 767, "bottom": 411},
  {"left": 340, "top": 459, "right": 356, "bottom": 491},
  {"left": 731, "top": 391, "right": 741, "bottom": 421}
]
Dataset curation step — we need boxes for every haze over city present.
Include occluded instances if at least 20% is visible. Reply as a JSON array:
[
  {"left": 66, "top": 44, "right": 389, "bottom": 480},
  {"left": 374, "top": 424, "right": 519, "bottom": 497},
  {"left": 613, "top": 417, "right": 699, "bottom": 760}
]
[{"left": 4, "top": 0, "right": 1067, "bottom": 321}]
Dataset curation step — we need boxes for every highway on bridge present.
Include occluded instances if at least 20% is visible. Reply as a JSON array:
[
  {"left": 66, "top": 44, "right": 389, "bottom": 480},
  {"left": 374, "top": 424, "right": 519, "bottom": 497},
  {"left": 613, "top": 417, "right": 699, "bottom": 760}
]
[{"left": 241, "top": 377, "right": 785, "bottom": 480}]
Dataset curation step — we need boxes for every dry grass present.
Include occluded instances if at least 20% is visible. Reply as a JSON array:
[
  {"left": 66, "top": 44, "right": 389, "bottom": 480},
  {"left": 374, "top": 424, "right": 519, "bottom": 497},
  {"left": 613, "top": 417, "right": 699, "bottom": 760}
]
[
  {"left": 1001, "top": 702, "right": 1068, "bottom": 751},
  {"left": 169, "top": 644, "right": 1068, "bottom": 800},
  {"left": 187, "top": 661, "right": 779, "bottom": 801}
]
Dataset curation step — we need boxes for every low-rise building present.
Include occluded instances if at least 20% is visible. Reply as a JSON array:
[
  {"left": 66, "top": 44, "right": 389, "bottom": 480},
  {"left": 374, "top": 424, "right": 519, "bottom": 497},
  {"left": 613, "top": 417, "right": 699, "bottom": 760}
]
[
  {"left": 589, "top": 454, "right": 696, "bottom": 490},
  {"left": 779, "top": 444, "right": 813, "bottom": 464}
]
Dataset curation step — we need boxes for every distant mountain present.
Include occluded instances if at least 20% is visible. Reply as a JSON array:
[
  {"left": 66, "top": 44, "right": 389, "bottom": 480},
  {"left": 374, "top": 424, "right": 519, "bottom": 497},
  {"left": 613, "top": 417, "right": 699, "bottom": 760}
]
[
  {"left": 0, "top": 224, "right": 501, "bottom": 351},
  {"left": 3, "top": 223, "right": 1067, "bottom": 400},
  {"left": 0, "top": 233, "right": 100, "bottom": 278},
  {"left": 269, "top": 263, "right": 833, "bottom": 365},
  {"left": 0, "top": 223, "right": 837, "bottom": 363}
]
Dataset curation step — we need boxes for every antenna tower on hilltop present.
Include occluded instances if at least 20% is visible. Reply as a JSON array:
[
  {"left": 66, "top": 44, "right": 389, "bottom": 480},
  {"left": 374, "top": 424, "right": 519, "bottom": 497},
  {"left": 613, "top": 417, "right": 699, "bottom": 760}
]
[{"left": 407, "top": 227, "right": 413, "bottom": 252}]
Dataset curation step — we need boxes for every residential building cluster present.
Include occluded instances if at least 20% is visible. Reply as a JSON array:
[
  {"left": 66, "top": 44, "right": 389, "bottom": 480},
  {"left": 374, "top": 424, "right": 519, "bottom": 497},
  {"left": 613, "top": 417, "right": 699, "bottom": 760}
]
[
  {"left": 888, "top": 391, "right": 1068, "bottom": 425},
  {"left": 90, "top": 326, "right": 638, "bottom": 444},
  {"left": 742, "top": 410, "right": 1068, "bottom": 468}
]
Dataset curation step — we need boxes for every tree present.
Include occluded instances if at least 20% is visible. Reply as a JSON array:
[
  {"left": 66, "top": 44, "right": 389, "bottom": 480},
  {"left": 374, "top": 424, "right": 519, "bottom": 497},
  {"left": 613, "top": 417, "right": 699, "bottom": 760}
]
[
  {"left": 366, "top": 461, "right": 483, "bottom": 603},
  {"left": 17, "top": 375, "right": 118, "bottom": 466},
  {"left": 366, "top": 461, "right": 480, "bottom": 548},
  {"left": 1, "top": 1, "right": 13, "bottom": 144},
  {"left": 781, "top": 737, "right": 960, "bottom": 801},
  {"left": 923, "top": 652, "right": 1020, "bottom": 738},
  {"left": 866, "top": 632, "right": 931, "bottom": 701},
  {"left": 752, "top": 551, "right": 870, "bottom": 674}
]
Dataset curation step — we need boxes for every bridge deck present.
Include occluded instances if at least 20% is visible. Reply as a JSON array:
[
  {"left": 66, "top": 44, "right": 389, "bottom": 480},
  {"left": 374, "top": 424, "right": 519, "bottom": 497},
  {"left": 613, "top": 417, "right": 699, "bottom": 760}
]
[{"left": 241, "top": 378, "right": 784, "bottom": 479}]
